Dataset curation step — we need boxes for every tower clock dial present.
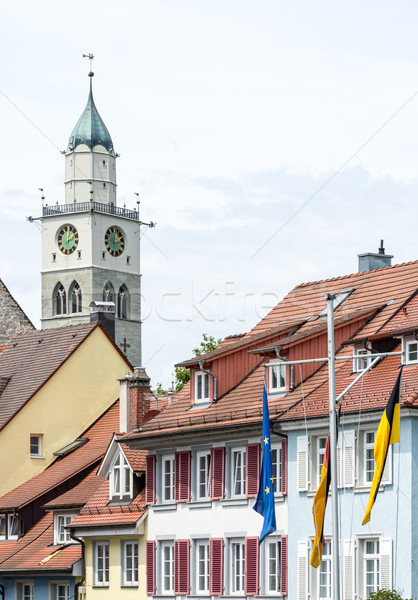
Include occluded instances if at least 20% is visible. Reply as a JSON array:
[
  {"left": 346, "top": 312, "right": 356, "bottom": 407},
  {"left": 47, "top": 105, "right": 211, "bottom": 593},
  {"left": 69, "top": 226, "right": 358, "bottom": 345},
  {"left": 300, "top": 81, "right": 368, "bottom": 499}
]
[
  {"left": 57, "top": 224, "right": 79, "bottom": 255},
  {"left": 105, "top": 226, "right": 125, "bottom": 256}
]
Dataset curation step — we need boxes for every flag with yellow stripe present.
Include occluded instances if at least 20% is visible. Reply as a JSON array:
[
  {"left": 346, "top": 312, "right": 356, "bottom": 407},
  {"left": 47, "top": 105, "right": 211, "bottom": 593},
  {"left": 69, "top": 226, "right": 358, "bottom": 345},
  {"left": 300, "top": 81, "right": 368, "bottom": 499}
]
[
  {"left": 362, "top": 369, "right": 402, "bottom": 526},
  {"left": 310, "top": 433, "right": 331, "bottom": 568}
]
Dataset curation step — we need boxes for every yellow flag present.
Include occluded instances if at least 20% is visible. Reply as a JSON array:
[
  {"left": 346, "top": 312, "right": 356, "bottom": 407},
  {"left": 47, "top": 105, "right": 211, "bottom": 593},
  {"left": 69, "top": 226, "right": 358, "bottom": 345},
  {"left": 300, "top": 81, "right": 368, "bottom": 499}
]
[{"left": 362, "top": 370, "right": 401, "bottom": 526}]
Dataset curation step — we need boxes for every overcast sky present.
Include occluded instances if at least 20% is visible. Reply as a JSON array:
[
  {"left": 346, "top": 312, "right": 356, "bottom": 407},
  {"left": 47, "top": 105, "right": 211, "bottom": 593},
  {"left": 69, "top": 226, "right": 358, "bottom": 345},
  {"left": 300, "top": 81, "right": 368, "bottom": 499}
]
[{"left": 2, "top": 1, "right": 418, "bottom": 387}]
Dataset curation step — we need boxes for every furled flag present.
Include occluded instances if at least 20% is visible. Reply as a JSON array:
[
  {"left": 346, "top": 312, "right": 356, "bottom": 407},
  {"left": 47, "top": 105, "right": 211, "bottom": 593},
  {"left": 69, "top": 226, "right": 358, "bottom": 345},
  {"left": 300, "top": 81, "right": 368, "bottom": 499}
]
[
  {"left": 253, "top": 383, "right": 277, "bottom": 543},
  {"left": 362, "top": 369, "right": 402, "bottom": 526},
  {"left": 310, "top": 433, "right": 331, "bottom": 568}
]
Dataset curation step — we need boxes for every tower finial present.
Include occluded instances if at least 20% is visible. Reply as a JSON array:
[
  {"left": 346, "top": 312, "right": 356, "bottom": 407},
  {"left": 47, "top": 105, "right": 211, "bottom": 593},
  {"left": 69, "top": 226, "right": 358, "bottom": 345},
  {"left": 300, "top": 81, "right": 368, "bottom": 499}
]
[{"left": 82, "top": 53, "right": 95, "bottom": 78}]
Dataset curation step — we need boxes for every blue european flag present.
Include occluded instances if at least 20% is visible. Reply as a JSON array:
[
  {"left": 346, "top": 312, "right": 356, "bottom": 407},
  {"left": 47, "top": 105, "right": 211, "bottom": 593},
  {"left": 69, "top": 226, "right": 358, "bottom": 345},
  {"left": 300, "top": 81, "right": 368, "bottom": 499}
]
[{"left": 253, "top": 383, "right": 277, "bottom": 543}]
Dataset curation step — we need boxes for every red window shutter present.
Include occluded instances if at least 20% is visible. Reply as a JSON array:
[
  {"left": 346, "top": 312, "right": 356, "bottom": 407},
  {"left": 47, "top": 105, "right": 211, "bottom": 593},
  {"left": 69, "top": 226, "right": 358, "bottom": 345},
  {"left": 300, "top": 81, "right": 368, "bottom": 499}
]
[
  {"left": 175, "top": 451, "right": 191, "bottom": 502},
  {"left": 281, "top": 535, "right": 288, "bottom": 595},
  {"left": 146, "top": 540, "right": 156, "bottom": 594},
  {"left": 246, "top": 443, "right": 260, "bottom": 497},
  {"left": 174, "top": 539, "right": 190, "bottom": 594},
  {"left": 244, "top": 536, "right": 259, "bottom": 596},
  {"left": 210, "top": 447, "right": 225, "bottom": 500},
  {"left": 281, "top": 439, "right": 288, "bottom": 496},
  {"left": 146, "top": 454, "right": 156, "bottom": 504},
  {"left": 209, "top": 538, "right": 224, "bottom": 595}
]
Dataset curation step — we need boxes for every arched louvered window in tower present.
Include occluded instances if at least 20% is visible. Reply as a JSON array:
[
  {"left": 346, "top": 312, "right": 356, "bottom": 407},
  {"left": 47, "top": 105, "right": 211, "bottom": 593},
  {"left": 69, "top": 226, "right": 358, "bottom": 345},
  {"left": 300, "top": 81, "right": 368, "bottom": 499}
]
[
  {"left": 118, "top": 285, "right": 129, "bottom": 319},
  {"left": 70, "top": 282, "right": 82, "bottom": 313},
  {"left": 103, "top": 282, "right": 115, "bottom": 303},
  {"left": 54, "top": 283, "right": 66, "bottom": 315}
]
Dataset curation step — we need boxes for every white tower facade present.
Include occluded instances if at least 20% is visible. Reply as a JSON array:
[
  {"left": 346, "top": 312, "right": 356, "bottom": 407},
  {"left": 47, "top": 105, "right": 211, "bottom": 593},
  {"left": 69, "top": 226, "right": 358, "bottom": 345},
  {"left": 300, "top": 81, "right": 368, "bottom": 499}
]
[{"left": 41, "top": 72, "right": 142, "bottom": 367}]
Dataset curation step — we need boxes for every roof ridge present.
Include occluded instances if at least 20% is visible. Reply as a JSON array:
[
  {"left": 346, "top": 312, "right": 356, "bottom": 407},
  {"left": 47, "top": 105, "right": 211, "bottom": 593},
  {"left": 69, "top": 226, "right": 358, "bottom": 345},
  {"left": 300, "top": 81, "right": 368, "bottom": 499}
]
[{"left": 295, "top": 259, "right": 418, "bottom": 289}]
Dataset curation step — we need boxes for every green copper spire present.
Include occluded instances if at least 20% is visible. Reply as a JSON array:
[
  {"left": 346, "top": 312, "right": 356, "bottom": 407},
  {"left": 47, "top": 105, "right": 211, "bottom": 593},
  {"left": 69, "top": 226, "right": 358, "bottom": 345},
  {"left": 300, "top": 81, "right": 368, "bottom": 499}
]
[{"left": 67, "top": 73, "right": 114, "bottom": 153}]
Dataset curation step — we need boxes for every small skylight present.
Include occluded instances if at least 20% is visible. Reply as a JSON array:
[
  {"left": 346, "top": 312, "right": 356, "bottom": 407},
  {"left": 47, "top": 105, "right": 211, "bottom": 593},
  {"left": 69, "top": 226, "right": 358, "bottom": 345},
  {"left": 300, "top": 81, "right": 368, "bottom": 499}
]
[
  {"left": 53, "top": 437, "right": 89, "bottom": 457},
  {"left": 319, "top": 289, "right": 354, "bottom": 317}
]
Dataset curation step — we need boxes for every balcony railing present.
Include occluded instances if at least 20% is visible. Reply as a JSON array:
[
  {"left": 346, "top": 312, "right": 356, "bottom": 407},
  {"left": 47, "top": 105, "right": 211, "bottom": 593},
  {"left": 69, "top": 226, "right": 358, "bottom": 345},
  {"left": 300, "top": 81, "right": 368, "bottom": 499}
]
[{"left": 42, "top": 201, "right": 139, "bottom": 221}]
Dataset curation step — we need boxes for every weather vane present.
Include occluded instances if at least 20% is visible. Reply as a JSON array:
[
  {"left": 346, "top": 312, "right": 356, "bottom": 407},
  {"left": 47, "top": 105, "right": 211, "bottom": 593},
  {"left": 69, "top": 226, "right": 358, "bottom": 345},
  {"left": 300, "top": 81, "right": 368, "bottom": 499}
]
[{"left": 82, "top": 53, "right": 94, "bottom": 77}]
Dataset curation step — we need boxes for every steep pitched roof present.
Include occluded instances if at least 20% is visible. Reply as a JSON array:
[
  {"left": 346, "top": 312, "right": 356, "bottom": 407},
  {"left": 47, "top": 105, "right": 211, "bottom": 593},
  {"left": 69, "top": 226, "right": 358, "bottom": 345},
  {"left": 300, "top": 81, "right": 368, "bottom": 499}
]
[
  {"left": 124, "top": 261, "right": 418, "bottom": 442},
  {"left": 178, "top": 261, "right": 418, "bottom": 365},
  {"left": 69, "top": 485, "right": 146, "bottom": 528},
  {"left": 0, "top": 513, "right": 81, "bottom": 573},
  {"left": 0, "top": 401, "right": 120, "bottom": 511},
  {"left": 0, "top": 322, "right": 102, "bottom": 431}
]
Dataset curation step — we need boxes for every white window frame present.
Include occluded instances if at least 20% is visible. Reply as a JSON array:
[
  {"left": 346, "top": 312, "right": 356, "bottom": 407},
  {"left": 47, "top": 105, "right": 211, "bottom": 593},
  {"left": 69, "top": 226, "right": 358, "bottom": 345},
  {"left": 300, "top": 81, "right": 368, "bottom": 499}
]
[
  {"left": 110, "top": 450, "right": 133, "bottom": 500},
  {"left": 93, "top": 541, "right": 110, "bottom": 587},
  {"left": 160, "top": 540, "right": 175, "bottom": 594},
  {"left": 353, "top": 347, "right": 372, "bottom": 372},
  {"left": 7, "top": 514, "right": 20, "bottom": 540},
  {"left": 0, "top": 514, "right": 6, "bottom": 540},
  {"left": 195, "top": 372, "right": 210, "bottom": 404},
  {"left": 364, "top": 430, "right": 376, "bottom": 485},
  {"left": 15, "top": 581, "right": 34, "bottom": 600},
  {"left": 405, "top": 337, "right": 418, "bottom": 364},
  {"left": 316, "top": 436, "right": 328, "bottom": 488},
  {"left": 318, "top": 540, "right": 332, "bottom": 600},
  {"left": 264, "top": 537, "right": 281, "bottom": 594},
  {"left": 363, "top": 538, "right": 380, "bottom": 597},
  {"left": 230, "top": 447, "right": 246, "bottom": 498},
  {"left": 195, "top": 450, "right": 211, "bottom": 500},
  {"left": 269, "top": 362, "right": 286, "bottom": 393},
  {"left": 161, "top": 454, "right": 175, "bottom": 503},
  {"left": 30, "top": 434, "right": 43, "bottom": 458},
  {"left": 271, "top": 443, "right": 283, "bottom": 495},
  {"left": 121, "top": 540, "right": 139, "bottom": 587},
  {"left": 54, "top": 513, "right": 76, "bottom": 545},
  {"left": 49, "top": 581, "right": 70, "bottom": 600},
  {"left": 228, "top": 538, "right": 245, "bottom": 595},
  {"left": 195, "top": 540, "right": 210, "bottom": 594}
]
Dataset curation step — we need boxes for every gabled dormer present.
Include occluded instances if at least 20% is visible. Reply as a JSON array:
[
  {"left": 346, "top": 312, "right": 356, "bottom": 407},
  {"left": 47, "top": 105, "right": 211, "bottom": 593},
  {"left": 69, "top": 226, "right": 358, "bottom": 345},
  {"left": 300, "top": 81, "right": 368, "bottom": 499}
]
[{"left": 98, "top": 436, "right": 141, "bottom": 503}]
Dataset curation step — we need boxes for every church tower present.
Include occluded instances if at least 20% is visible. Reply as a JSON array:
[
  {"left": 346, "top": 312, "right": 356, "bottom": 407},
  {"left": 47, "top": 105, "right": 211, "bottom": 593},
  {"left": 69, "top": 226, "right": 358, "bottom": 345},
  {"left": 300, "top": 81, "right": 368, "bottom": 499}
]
[{"left": 40, "top": 68, "right": 142, "bottom": 367}]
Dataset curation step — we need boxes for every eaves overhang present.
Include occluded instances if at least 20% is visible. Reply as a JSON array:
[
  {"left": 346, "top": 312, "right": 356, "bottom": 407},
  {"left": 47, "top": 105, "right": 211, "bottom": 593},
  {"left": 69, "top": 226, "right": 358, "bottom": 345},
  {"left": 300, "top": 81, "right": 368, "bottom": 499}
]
[{"left": 119, "top": 420, "right": 265, "bottom": 451}]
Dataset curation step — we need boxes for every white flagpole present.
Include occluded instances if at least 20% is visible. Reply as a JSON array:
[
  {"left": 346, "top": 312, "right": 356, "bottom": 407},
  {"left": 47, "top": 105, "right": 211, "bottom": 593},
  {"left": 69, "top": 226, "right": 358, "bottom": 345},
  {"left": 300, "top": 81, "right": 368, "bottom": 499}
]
[{"left": 326, "top": 293, "right": 340, "bottom": 600}]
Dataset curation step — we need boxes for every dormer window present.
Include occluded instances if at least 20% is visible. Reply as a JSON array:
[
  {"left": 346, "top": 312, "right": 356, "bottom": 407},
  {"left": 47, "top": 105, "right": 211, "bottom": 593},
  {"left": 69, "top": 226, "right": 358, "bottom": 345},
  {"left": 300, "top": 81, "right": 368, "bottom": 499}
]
[
  {"left": 269, "top": 362, "right": 286, "bottom": 393},
  {"left": 0, "top": 515, "right": 20, "bottom": 540},
  {"left": 404, "top": 337, "right": 418, "bottom": 364},
  {"left": 110, "top": 451, "right": 132, "bottom": 501},
  {"left": 195, "top": 372, "right": 210, "bottom": 404},
  {"left": 54, "top": 513, "right": 76, "bottom": 545},
  {"left": 354, "top": 347, "right": 372, "bottom": 372}
]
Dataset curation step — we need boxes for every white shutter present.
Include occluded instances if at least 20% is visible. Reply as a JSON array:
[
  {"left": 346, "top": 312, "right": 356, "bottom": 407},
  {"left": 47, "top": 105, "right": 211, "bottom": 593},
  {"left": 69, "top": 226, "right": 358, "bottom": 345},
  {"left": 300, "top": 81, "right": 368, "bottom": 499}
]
[
  {"left": 343, "top": 430, "right": 355, "bottom": 488},
  {"left": 381, "top": 445, "right": 392, "bottom": 485},
  {"left": 297, "top": 436, "right": 309, "bottom": 492},
  {"left": 343, "top": 539, "right": 355, "bottom": 600},
  {"left": 380, "top": 537, "right": 392, "bottom": 590},
  {"left": 298, "top": 540, "right": 308, "bottom": 600}
]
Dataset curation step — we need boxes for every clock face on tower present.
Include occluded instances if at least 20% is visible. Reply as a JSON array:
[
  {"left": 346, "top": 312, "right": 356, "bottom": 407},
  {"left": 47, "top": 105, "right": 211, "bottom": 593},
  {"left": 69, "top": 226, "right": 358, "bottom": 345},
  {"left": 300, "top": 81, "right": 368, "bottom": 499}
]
[
  {"left": 105, "top": 226, "right": 125, "bottom": 256},
  {"left": 57, "top": 224, "right": 79, "bottom": 255}
]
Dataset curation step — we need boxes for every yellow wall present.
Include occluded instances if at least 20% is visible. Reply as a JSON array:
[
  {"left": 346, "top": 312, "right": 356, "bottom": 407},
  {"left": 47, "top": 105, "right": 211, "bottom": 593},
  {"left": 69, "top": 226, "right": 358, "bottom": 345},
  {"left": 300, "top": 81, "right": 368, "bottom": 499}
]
[
  {"left": 83, "top": 525, "right": 147, "bottom": 600},
  {"left": 0, "top": 327, "right": 132, "bottom": 496}
]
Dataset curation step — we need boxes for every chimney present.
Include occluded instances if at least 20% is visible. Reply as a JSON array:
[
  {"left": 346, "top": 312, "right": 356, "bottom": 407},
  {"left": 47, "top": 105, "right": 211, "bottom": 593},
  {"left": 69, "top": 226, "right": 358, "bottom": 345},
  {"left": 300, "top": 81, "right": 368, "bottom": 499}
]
[
  {"left": 128, "top": 367, "right": 152, "bottom": 432},
  {"left": 89, "top": 301, "right": 115, "bottom": 340},
  {"left": 358, "top": 240, "right": 393, "bottom": 272},
  {"left": 119, "top": 372, "right": 131, "bottom": 433}
]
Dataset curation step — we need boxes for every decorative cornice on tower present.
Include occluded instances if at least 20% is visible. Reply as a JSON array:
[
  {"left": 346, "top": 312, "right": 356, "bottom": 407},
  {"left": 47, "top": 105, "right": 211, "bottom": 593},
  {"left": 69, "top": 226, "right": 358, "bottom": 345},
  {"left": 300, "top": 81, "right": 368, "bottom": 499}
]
[{"left": 67, "top": 73, "right": 114, "bottom": 153}]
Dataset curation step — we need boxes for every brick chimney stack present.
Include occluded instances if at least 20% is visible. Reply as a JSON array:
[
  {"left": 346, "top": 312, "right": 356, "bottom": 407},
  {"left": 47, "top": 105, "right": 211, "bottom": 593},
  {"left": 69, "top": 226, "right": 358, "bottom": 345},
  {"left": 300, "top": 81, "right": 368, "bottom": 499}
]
[{"left": 128, "top": 367, "right": 152, "bottom": 432}]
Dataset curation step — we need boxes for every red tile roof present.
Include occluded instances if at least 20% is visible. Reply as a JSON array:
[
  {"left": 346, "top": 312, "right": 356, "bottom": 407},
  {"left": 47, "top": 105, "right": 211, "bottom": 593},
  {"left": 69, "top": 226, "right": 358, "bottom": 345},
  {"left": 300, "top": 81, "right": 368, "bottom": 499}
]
[
  {"left": 0, "top": 513, "right": 81, "bottom": 572},
  {"left": 123, "top": 261, "right": 418, "bottom": 441},
  {"left": 0, "top": 401, "right": 120, "bottom": 510},
  {"left": 43, "top": 469, "right": 106, "bottom": 510},
  {"left": 69, "top": 484, "right": 146, "bottom": 528},
  {"left": 0, "top": 323, "right": 100, "bottom": 431}
]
